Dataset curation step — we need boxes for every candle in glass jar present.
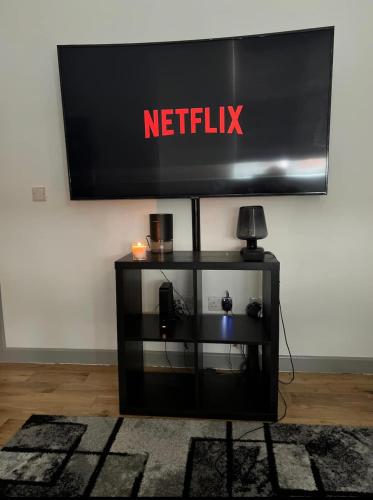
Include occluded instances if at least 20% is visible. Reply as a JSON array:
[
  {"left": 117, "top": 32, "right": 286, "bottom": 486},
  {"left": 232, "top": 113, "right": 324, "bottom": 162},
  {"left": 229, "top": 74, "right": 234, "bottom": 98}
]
[{"left": 132, "top": 241, "right": 147, "bottom": 260}]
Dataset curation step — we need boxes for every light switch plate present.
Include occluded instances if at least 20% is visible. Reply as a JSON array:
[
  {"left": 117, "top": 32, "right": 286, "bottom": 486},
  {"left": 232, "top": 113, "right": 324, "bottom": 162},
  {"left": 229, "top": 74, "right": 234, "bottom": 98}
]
[{"left": 32, "top": 187, "right": 47, "bottom": 202}]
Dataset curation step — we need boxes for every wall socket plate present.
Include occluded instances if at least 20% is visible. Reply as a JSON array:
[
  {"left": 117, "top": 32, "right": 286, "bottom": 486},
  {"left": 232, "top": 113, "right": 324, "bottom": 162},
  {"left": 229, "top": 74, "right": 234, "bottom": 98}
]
[
  {"left": 208, "top": 296, "right": 222, "bottom": 311},
  {"left": 32, "top": 186, "right": 47, "bottom": 202}
]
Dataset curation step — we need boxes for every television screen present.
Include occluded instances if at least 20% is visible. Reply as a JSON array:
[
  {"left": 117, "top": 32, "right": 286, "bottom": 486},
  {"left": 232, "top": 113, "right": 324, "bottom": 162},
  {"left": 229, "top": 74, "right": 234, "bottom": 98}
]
[{"left": 58, "top": 27, "right": 334, "bottom": 199}]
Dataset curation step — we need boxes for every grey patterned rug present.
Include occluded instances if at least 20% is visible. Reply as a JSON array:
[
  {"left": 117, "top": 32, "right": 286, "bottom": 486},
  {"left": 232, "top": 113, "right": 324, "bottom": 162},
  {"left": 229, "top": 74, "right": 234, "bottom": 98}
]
[{"left": 0, "top": 415, "right": 372, "bottom": 497}]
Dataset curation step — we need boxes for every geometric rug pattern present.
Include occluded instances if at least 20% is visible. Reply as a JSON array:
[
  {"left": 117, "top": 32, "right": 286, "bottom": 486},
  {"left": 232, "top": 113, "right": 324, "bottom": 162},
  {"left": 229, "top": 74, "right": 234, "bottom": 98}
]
[{"left": 0, "top": 415, "right": 372, "bottom": 497}]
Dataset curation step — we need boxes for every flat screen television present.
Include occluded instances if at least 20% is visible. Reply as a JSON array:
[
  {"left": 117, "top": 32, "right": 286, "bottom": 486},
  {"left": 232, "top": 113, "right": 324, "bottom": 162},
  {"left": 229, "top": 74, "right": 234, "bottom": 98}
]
[{"left": 58, "top": 27, "right": 334, "bottom": 199}]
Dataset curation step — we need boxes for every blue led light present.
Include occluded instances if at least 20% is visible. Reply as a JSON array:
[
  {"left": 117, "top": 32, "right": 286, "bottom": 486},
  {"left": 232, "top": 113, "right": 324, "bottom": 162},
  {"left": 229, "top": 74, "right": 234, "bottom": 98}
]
[{"left": 221, "top": 314, "right": 234, "bottom": 339}]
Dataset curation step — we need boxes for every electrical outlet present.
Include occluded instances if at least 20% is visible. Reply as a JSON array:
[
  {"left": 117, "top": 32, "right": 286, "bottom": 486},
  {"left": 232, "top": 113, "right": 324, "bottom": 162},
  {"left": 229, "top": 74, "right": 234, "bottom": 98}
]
[
  {"left": 208, "top": 296, "right": 222, "bottom": 311},
  {"left": 32, "top": 186, "right": 47, "bottom": 202}
]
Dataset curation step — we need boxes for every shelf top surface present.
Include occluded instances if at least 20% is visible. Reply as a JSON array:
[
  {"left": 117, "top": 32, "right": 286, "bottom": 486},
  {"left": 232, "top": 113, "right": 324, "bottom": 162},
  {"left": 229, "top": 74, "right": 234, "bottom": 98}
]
[
  {"left": 120, "top": 313, "right": 271, "bottom": 344},
  {"left": 115, "top": 251, "right": 279, "bottom": 269}
]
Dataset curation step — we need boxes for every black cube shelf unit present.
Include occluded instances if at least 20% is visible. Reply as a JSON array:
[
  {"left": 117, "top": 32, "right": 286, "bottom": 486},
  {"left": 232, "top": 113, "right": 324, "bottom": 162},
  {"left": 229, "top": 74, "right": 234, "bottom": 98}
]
[{"left": 115, "top": 251, "right": 280, "bottom": 421}]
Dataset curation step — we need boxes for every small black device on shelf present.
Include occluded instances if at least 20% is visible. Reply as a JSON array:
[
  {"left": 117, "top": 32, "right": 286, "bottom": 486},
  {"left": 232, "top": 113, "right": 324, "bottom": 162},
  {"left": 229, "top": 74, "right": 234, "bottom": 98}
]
[
  {"left": 247, "top": 300, "right": 262, "bottom": 319},
  {"left": 221, "top": 291, "right": 233, "bottom": 314},
  {"left": 237, "top": 206, "right": 268, "bottom": 261},
  {"left": 148, "top": 214, "right": 173, "bottom": 254},
  {"left": 159, "top": 281, "right": 175, "bottom": 336}
]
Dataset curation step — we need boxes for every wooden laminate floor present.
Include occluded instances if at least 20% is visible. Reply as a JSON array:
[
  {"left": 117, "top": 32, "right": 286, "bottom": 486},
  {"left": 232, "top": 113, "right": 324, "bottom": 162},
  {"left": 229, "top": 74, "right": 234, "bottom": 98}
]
[{"left": 0, "top": 363, "right": 372, "bottom": 446}]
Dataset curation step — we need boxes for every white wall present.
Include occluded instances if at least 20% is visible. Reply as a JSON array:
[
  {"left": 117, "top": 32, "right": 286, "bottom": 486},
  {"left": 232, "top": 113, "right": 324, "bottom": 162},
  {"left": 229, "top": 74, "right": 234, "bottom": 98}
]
[{"left": 0, "top": 0, "right": 372, "bottom": 357}]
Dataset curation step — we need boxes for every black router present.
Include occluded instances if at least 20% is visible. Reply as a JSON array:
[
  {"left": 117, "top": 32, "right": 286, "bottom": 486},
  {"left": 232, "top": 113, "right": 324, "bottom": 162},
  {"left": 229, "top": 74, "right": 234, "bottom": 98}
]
[{"left": 159, "top": 282, "right": 175, "bottom": 337}]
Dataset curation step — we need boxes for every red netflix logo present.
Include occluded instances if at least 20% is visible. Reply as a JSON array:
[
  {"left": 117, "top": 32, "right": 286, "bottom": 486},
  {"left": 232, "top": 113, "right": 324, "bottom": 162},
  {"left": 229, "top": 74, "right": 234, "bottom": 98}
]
[{"left": 144, "top": 105, "right": 244, "bottom": 139}]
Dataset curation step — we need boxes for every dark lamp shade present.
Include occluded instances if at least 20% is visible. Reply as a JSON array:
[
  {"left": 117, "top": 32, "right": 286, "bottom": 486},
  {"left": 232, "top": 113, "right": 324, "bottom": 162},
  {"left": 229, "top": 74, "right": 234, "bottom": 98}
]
[{"left": 236, "top": 206, "right": 268, "bottom": 240}]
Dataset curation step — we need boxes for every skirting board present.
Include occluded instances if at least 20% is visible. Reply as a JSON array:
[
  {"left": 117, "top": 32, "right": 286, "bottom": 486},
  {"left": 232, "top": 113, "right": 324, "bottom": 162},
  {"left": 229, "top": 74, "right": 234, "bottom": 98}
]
[
  {"left": 0, "top": 285, "right": 6, "bottom": 353},
  {"left": 0, "top": 348, "right": 372, "bottom": 373}
]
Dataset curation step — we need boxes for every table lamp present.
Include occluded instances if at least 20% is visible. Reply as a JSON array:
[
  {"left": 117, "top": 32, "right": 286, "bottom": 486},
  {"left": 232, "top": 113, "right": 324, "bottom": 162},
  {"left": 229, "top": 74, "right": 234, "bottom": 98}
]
[{"left": 237, "top": 206, "right": 268, "bottom": 261}]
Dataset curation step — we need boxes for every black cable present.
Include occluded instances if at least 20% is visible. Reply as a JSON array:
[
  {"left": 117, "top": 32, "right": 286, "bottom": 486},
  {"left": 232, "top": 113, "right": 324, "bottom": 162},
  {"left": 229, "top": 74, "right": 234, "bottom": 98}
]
[
  {"left": 214, "top": 291, "right": 294, "bottom": 477},
  {"left": 231, "top": 301, "right": 293, "bottom": 442},
  {"left": 239, "top": 344, "right": 249, "bottom": 376},
  {"left": 214, "top": 301, "right": 293, "bottom": 477},
  {"left": 164, "top": 340, "right": 190, "bottom": 372},
  {"left": 240, "top": 345, "right": 245, "bottom": 359},
  {"left": 214, "top": 387, "right": 289, "bottom": 477},
  {"left": 160, "top": 270, "right": 192, "bottom": 315},
  {"left": 263, "top": 254, "right": 294, "bottom": 384},
  {"left": 184, "top": 343, "right": 189, "bottom": 369},
  {"left": 278, "top": 388, "right": 288, "bottom": 422},
  {"left": 279, "top": 301, "right": 295, "bottom": 385},
  {"left": 227, "top": 344, "right": 233, "bottom": 370},
  {"left": 164, "top": 341, "right": 174, "bottom": 371},
  {"left": 235, "top": 388, "right": 288, "bottom": 440}
]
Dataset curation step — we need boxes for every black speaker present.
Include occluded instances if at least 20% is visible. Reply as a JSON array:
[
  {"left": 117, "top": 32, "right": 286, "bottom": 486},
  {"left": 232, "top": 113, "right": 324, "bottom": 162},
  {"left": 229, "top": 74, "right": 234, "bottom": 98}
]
[{"left": 149, "top": 214, "right": 173, "bottom": 253}]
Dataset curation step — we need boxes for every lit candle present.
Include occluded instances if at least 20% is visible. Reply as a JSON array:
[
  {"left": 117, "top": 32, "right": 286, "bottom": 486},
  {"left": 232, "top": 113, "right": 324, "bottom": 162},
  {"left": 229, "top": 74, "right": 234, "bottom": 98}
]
[{"left": 132, "top": 241, "right": 147, "bottom": 260}]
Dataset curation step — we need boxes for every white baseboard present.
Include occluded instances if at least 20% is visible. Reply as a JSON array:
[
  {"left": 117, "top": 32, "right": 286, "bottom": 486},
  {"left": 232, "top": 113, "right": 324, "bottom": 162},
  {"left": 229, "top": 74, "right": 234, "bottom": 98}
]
[{"left": 0, "top": 347, "right": 372, "bottom": 373}]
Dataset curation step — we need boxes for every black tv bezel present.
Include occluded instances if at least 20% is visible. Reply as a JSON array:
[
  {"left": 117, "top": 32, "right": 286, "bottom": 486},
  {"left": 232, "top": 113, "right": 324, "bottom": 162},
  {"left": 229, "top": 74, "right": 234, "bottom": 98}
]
[{"left": 57, "top": 26, "right": 334, "bottom": 200}]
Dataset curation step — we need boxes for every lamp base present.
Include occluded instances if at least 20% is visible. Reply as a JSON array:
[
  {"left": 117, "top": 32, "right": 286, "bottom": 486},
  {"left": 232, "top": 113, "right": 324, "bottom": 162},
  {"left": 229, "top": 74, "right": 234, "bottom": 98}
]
[{"left": 240, "top": 246, "right": 265, "bottom": 261}]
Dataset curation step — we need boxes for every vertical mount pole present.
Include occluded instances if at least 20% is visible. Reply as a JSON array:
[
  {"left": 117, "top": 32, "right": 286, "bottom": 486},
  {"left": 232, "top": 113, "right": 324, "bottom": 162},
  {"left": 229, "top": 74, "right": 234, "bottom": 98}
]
[{"left": 191, "top": 197, "right": 201, "bottom": 252}]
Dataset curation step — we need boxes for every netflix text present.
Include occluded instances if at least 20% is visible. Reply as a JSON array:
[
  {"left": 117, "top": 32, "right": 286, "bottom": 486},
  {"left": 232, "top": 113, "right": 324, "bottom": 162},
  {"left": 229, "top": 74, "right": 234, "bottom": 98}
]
[{"left": 144, "top": 105, "right": 244, "bottom": 138}]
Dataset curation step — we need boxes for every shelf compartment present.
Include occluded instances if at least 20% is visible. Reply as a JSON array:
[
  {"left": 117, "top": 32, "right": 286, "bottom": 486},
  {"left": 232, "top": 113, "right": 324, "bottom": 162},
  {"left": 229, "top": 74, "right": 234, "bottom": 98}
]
[
  {"left": 197, "top": 314, "right": 270, "bottom": 344},
  {"left": 121, "top": 314, "right": 196, "bottom": 342},
  {"left": 197, "top": 370, "right": 271, "bottom": 419},
  {"left": 123, "top": 371, "right": 196, "bottom": 417}
]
